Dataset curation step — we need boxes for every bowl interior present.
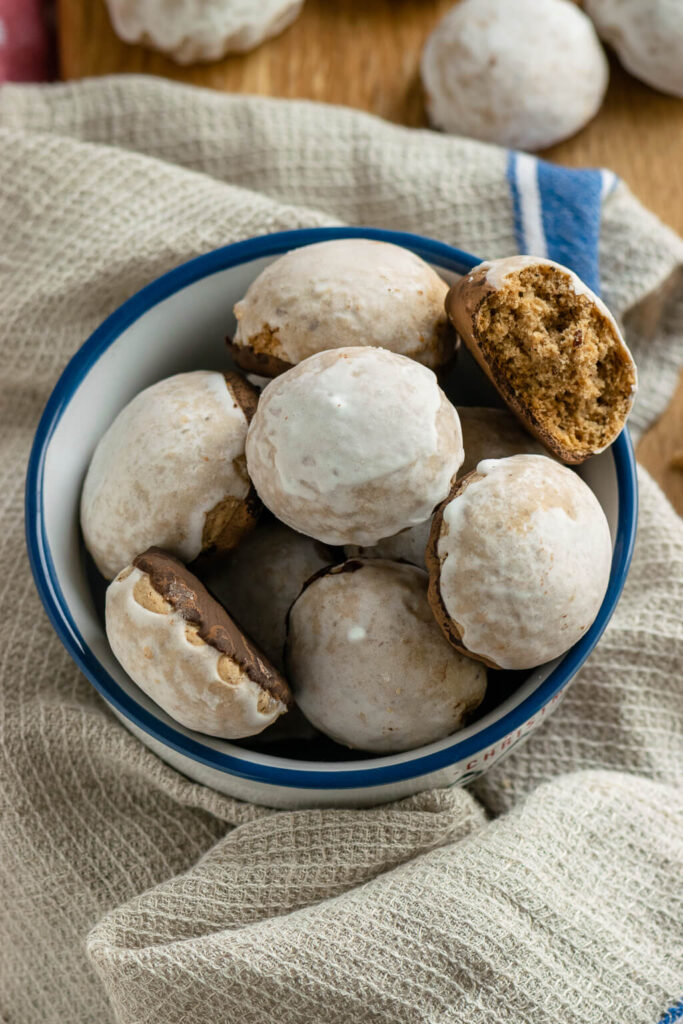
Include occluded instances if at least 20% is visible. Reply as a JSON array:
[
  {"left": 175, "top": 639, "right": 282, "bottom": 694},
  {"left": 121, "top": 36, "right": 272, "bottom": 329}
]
[{"left": 28, "top": 228, "right": 635, "bottom": 786}]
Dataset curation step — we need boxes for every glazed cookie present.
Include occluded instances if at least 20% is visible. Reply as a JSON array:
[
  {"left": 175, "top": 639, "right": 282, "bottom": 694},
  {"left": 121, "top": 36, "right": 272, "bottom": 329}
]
[
  {"left": 245, "top": 347, "right": 464, "bottom": 546},
  {"left": 427, "top": 455, "right": 612, "bottom": 670},
  {"left": 446, "top": 257, "right": 637, "bottom": 464},
  {"left": 229, "top": 239, "right": 454, "bottom": 376},
  {"left": 585, "top": 0, "right": 683, "bottom": 98},
  {"left": 286, "top": 559, "right": 487, "bottom": 753},
  {"left": 104, "top": 0, "right": 304, "bottom": 64},
  {"left": 421, "top": 0, "right": 608, "bottom": 150},
  {"left": 81, "top": 371, "right": 259, "bottom": 579},
  {"left": 106, "top": 549, "right": 292, "bottom": 737},
  {"left": 202, "top": 521, "right": 337, "bottom": 670}
]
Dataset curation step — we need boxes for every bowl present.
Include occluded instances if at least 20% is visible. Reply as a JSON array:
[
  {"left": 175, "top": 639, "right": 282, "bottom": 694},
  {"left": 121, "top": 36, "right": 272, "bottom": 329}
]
[{"left": 25, "top": 226, "right": 638, "bottom": 809}]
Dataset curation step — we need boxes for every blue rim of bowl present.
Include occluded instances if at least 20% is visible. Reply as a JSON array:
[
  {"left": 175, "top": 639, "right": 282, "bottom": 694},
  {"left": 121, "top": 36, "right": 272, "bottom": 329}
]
[{"left": 25, "top": 226, "right": 639, "bottom": 789}]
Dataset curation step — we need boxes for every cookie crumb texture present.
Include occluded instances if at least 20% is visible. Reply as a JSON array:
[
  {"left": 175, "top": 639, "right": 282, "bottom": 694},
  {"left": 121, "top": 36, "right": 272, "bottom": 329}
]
[
  {"left": 286, "top": 559, "right": 487, "bottom": 753},
  {"left": 471, "top": 264, "right": 636, "bottom": 461},
  {"left": 105, "top": 550, "right": 291, "bottom": 738}
]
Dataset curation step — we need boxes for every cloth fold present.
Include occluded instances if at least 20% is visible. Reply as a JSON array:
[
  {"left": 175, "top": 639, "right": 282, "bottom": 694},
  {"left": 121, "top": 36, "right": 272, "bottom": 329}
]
[{"left": 0, "top": 76, "right": 681, "bottom": 1024}]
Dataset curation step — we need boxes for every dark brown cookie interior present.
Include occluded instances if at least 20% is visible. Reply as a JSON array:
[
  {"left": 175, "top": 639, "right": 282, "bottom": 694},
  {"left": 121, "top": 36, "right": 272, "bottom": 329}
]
[{"left": 133, "top": 548, "right": 292, "bottom": 707}]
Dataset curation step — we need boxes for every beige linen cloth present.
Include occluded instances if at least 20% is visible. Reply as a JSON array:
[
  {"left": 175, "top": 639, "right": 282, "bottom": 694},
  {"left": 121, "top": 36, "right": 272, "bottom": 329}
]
[{"left": 0, "top": 76, "right": 682, "bottom": 1024}]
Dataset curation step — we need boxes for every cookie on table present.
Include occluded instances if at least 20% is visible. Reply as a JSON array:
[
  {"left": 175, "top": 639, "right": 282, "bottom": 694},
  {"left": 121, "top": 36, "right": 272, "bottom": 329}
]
[
  {"left": 81, "top": 370, "right": 260, "bottom": 580},
  {"left": 202, "top": 521, "right": 338, "bottom": 670},
  {"left": 245, "top": 347, "right": 464, "bottom": 547},
  {"left": 286, "top": 559, "right": 487, "bottom": 753},
  {"left": 446, "top": 257, "right": 637, "bottom": 464},
  {"left": 229, "top": 239, "right": 455, "bottom": 376},
  {"left": 585, "top": 0, "right": 683, "bottom": 99},
  {"left": 106, "top": 548, "right": 292, "bottom": 738},
  {"left": 421, "top": 0, "right": 608, "bottom": 150},
  {"left": 344, "top": 405, "right": 549, "bottom": 568},
  {"left": 426, "top": 455, "right": 613, "bottom": 671},
  {"left": 104, "top": 0, "right": 304, "bottom": 63}
]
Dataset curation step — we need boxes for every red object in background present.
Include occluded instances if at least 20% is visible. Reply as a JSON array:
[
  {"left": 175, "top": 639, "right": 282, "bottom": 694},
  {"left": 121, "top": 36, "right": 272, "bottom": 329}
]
[{"left": 0, "top": 0, "right": 52, "bottom": 82}]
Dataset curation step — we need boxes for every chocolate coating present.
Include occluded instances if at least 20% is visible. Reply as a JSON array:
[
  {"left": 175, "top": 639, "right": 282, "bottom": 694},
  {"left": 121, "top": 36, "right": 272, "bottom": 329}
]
[{"left": 133, "top": 548, "right": 292, "bottom": 706}]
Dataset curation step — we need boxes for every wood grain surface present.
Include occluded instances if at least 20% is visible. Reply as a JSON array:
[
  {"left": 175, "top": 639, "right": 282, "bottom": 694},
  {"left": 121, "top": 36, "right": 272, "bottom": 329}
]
[{"left": 58, "top": 0, "right": 683, "bottom": 511}]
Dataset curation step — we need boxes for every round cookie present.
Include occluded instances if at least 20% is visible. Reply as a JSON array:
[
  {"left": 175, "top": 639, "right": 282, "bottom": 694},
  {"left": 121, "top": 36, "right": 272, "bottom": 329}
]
[
  {"left": 104, "top": 0, "right": 304, "bottom": 64},
  {"left": 421, "top": 0, "right": 608, "bottom": 150},
  {"left": 585, "top": 0, "right": 683, "bottom": 98},
  {"left": 202, "top": 521, "right": 338, "bottom": 670},
  {"left": 286, "top": 559, "right": 487, "bottom": 753},
  {"left": 446, "top": 257, "right": 637, "bottom": 464},
  {"left": 229, "top": 239, "right": 454, "bottom": 376},
  {"left": 81, "top": 370, "right": 259, "bottom": 579},
  {"left": 245, "top": 347, "right": 464, "bottom": 546},
  {"left": 345, "top": 406, "right": 549, "bottom": 568},
  {"left": 106, "top": 548, "right": 292, "bottom": 737},
  {"left": 426, "top": 455, "right": 612, "bottom": 670}
]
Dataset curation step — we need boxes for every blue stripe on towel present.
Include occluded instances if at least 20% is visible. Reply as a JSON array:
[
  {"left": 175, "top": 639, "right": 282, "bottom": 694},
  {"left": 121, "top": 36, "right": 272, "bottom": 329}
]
[
  {"left": 506, "top": 151, "right": 612, "bottom": 295},
  {"left": 658, "top": 1000, "right": 683, "bottom": 1024}
]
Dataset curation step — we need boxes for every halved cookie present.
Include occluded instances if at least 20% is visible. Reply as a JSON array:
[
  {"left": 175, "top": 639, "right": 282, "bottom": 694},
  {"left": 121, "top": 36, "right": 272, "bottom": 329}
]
[
  {"left": 106, "top": 548, "right": 292, "bottom": 738},
  {"left": 446, "top": 256, "right": 637, "bottom": 464}
]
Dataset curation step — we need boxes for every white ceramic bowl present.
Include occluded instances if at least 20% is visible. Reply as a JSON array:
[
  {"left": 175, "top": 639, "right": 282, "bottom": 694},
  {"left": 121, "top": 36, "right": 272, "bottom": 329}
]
[{"left": 26, "top": 227, "right": 638, "bottom": 808}]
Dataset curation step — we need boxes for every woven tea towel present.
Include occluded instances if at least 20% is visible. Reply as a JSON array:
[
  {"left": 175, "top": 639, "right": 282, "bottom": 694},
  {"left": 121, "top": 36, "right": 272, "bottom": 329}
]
[{"left": 0, "top": 76, "right": 681, "bottom": 1024}]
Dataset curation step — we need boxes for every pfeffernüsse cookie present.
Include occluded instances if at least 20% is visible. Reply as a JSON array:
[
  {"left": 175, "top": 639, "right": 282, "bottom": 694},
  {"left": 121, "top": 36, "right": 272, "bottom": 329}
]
[
  {"left": 585, "top": 0, "right": 683, "bottom": 98},
  {"left": 421, "top": 0, "right": 608, "bottom": 150},
  {"left": 229, "top": 239, "right": 455, "bottom": 376},
  {"left": 446, "top": 257, "right": 637, "bottom": 464},
  {"left": 106, "top": 548, "right": 292, "bottom": 737},
  {"left": 426, "top": 455, "right": 612, "bottom": 670},
  {"left": 104, "top": 0, "right": 304, "bottom": 63},
  {"left": 286, "top": 559, "right": 487, "bottom": 752},
  {"left": 81, "top": 370, "right": 260, "bottom": 579},
  {"left": 245, "top": 346, "right": 464, "bottom": 546}
]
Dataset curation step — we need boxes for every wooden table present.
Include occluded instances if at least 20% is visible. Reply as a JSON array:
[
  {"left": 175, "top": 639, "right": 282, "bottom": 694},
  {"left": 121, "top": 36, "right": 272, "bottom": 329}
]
[{"left": 59, "top": 0, "right": 683, "bottom": 511}]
